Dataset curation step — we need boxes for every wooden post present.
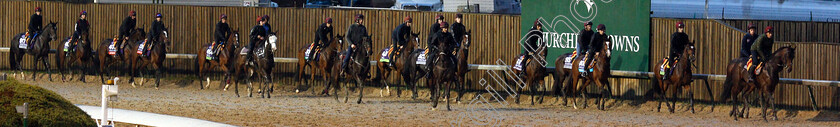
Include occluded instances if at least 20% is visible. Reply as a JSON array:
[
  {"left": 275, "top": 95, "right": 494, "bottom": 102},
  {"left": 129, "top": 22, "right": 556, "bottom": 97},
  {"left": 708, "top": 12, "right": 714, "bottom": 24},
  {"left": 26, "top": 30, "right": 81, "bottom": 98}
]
[{"left": 807, "top": 86, "right": 819, "bottom": 111}]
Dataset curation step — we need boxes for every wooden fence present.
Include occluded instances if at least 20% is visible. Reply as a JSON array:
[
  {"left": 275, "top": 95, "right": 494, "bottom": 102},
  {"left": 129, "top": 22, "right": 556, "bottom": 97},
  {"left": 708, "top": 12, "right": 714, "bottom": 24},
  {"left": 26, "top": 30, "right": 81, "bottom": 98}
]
[{"left": 722, "top": 20, "right": 840, "bottom": 43}]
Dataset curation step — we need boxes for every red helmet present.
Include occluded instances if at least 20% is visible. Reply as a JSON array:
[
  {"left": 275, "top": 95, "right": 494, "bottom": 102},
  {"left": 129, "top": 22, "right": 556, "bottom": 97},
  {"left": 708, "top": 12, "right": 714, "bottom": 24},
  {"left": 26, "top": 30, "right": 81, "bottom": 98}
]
[
  {"left": 584, "top": 21, "right": 593, "bottom": 26},
  {"left": 129, "top": 11, "right": 136, "bottom": 16},
  {"left": 325, "top": 17, "right": 332, "bottom": 23},
  {"left": 404, "top": 16, "right": 412, "bottom": 23},
  {"left": 35, "top": 7, "right": 42, "bottom": 12},
  {"left": 436, "top": 14, "right": 444, "bottom": 20},
  {"left": 220, "top": 14, "right": 227, "bottom": 19},
  {"left": 257, "top": 16, "right": 263, "bottom": 22},
  {"left": 534, "top": 20, "right": 541, "bottom": 26},
  {"left": 676, "top": 21, "right": 685, "bottom": 28},
  {"left": 597, "top": 24, "right": 606, "bottom": 30},
  {"left": 748, "top": 23, "right": 756, "bottom": 30},
  {"left": 439, "top": 21, "right": 449, "bottom": 28},
  {"left": 765, "top": 26, "right": 774, "bottom": 33}
]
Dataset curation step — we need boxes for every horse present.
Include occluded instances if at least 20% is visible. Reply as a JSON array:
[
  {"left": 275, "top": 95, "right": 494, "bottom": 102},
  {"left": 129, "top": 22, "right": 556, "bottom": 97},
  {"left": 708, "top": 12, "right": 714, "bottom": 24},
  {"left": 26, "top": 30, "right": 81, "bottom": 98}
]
[
  {"left": 339, "top": 36, "right": 373, "bottom": 104},
  {"left": 296, "top": 34, "right": 345, "bottom": 95},
  {"left": 653, "top": 41, "right": 697, "bottom": 113},
  {"left": 453, "top": 31, "right": 472, "bottom": 103},
  {"left": 229, "top": 33, "right": 278, "bottom": 98},
  {"left": 429, "top": 36, "right": 460, "bottom": 111},
  {"left": 196, "top": 30, "right": 240, "bottom": 89},
  {"left": 721, "top": 46, "right": 796, "bottom": 121},
  {"left": 553, "top": 52, "right": 578, "bottom": 106},
  {"left": 129, "top": 29, "right": 169, "bottom": 88},
  {"left": 9, "top": 22, "right": 58, "bottom": 81},
  {"left": 375, "top": 32, "right": 419, "bottom": 97},
  {"left": 567, "top": 37, "right": 613, "bottom": 110},
  {"left": 56, "top": 31, "right": 95, "bottom": 82},
  {"left": 508, "top": 41, "right": 549, "bottom": 105},
  {"left": 97, "top": 28, "right": 146, "bottom": 84}
]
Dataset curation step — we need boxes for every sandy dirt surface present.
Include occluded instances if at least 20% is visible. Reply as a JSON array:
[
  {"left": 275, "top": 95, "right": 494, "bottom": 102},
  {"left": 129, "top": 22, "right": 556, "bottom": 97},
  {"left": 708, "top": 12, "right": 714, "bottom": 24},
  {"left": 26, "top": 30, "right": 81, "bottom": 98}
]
[{"left": 10, "top": 73, "right": 840, "bottom": 126}]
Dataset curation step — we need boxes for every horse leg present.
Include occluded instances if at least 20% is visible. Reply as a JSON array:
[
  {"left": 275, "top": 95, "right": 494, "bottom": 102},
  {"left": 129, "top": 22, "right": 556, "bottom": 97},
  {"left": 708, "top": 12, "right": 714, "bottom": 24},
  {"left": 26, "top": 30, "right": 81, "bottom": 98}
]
[
  {"left": 770, "top": 92, "right": 778, "bottom": 121},
  {"left": 357, "top": 78, "right": 364, "bottom": 104},
  {"left": 31, "top": 57, "right": 38, "bottom": 81},
  {"left": 431, "top": 80, "right": 439, "bottom": 110},
  {"left": 446, "top": 81, "right": 452, "bottom": 111},
  {"left": 344, "top": 80, "right": 350, "bottom": 103},
  {"left": 531, "top": 80, "right": 537, "bottom": 105},
  {"left": 760, "top": 91, "right": 768, "bottom": 122},
  {"left": 45, "top": 56, "right": 53, "bottom": 81},
  {"left": 248, "top": 80, "right": 254, "bottom": 97},
  {"left": 687, "top": 85, "right": 695, "bottom": 114},
  {"left": 234, "top": 79, "right": 241, "bottom": 97},
  {"left": 155, "top": 65, "right": 162, "bottom": 89}
]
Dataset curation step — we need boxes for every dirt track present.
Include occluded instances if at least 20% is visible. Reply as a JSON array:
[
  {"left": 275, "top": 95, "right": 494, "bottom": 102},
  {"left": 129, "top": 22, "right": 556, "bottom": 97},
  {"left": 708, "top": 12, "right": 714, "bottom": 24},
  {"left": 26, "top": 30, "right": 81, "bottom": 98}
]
[{"left": 13, "top": 73, "right": 840, "bottom": 126}]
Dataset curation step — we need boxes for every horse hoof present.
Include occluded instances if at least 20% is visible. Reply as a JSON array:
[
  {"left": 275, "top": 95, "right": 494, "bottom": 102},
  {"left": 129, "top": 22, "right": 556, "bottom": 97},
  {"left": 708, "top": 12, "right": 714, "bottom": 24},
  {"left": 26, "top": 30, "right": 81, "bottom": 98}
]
[
  {"left": 431, "top": 108, "right": 437, "bottom": 111},
  {"left": 154, "top": 87, "right": 159, "bottom": 90},
  {"left": 295, "top": 89, "right": 300, "bottom": 93},
  {"left": 131, "top": 82, "right": 137, "bottom": 88},
  {"left": 224, "top": 84, "right": 230, "bottom": 91}
]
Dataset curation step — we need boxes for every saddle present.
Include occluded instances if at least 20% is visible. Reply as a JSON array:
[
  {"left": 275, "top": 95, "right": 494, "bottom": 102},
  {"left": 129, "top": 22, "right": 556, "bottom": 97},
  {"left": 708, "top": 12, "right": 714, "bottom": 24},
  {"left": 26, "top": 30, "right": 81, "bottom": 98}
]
[
  {"left": 513, "top": 55, "right": 530, "bottom": 71},
  {"left": 743, "top": 58, "right": 763, "bottom": 75},
  {"left": 305, "top": 43, "right": 321, "bottom": 61},
  {"left": 206, "top": 43, "right": 226, "bottom": 60},
  {"left": 659, "top": 57, "right": 679, "bottom": 75},
  {"left": 563, "top": 51, "right": 579, "bottom": 69},
  {"left": 19, "top": 32, "right": 38, "bottom": 49},
  {"left": 137, "top": 39, "right": 157, "bottom": 56},
  {"left": 63, "top": 37, "right": 77, "bottom": 52},
  {"left": 416, "top": 49, "right": 430, "bottom": 65}
]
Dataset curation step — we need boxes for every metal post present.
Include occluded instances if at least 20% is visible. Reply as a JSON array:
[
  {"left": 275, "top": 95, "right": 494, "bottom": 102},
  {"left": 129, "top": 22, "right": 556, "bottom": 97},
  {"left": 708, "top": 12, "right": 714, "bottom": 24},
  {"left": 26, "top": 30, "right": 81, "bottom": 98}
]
[
  {"left": 703, "top": 79, "right": 715, "bottom": 111},
  {"left": 807, "top": 86, "right": 819, "bottom": 111}
]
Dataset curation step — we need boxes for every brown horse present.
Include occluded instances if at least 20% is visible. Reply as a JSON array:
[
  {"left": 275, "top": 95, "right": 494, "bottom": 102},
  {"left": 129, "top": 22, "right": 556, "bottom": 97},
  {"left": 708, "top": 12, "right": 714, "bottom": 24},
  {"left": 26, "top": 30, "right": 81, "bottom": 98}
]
[
  {"left": 196, "top": 30, "right": 240, "bottom": 89},
  {"left": 508, "top": 41, "right": 549, "bottom": 105},
  {"left": 553, "top": 52, "right": 577, "bottom": 106},
  {"left": 453, "top": 31, "right": 472, "bottom": 103},
  {"left": 567, "top": 37, "right": 612, "bottom": 110},
  {"left": 9, "top": 22, "right": 58, "bottom": 81},
  {"left": 339, "top": 36, "right": 373, "bottom": 104},
  {"left": 97, "top": 28, "right": 145, "bottom": 84},
  {"left": 375, "top": 32, "right": 419, "bottom": 97},
  {"left": 229, "top": 33, "right": 277, "bottom": 98},
  {"left": 429, "top": 36, "right": 460, "bottom": 111},
  {"left": 721, "top": 46, "right": 796, "bottom": 121},
  {"left": 296, "top": 34, "right": 345, "bottom": 95},
  {"left": 653, "top": 42, "right": 696, "bottom": 113},
  {"left": 130, "top": 29, "right": 169, "bottom": 88},
  {"left": 57, "top": 31, "right": 94, "bottom": 82}
]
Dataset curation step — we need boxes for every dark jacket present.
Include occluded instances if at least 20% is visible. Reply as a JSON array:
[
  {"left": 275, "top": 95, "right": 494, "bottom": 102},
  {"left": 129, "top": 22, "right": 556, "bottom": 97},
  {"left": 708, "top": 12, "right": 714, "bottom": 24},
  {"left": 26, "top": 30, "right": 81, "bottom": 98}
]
[
  {"left": 345, "top": 23, "right": 368, "bottom": 46},
  {"left": 669, "top": 32, "right": 689, "bottom": 55},
  {"left": 451, "top": 22, "right": 466, "bottom": 44},
  {"left": 149, "top": 20, "right": 168, "bottom": 40},
  {"left": 392, "top": 23, "right": 411, "bottom": 46},
  {"left": 427, "top": 22, "right": 441, "bottom": 46},
  {"left": 577, "top": 29, "right": 594, "bottom": 54},
  {"left": 250, "top": 25, "right": 266, "bottom": 41},
  {"left": 751, "top": 34, "right": 774, "bottom": 60},
  {"left": 74, "top": 19, "right": 90, "bottom": 35},
  {"left": 434, "top": 31, "right": 456, "bottom": 53},
  {"left": 589, "top": 33, "right": 608, "bottom": 53},
  {"left": 28, "top": 14, "right": 43, "bottom": 32},
  {"left": 215, "top": 21, "right": 231, "bottom": 42},
  {"left": 263, "top": 23, "right": 272, "bottom": 35},
  {"left": 118, "top": 16, "right": 136, "bottom": 37},
  {"left": 740, "top": 34, "right": 758, "bottom": 57},
  {"left": 524, "top": 27, "right": 543, "bottom": 53},
  {"left": 314, "top": 23, "right": 333, "bottom": 45}
]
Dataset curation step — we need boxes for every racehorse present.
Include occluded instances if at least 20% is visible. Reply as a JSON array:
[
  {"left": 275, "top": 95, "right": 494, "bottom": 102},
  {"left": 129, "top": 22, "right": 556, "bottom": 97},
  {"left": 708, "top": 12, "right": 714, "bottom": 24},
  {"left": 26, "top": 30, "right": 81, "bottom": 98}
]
[
  {"left": 339, "top": 36, "right": 373, "bottom": 104},
  {"left": 567, "top": 37, "right": 613, "bottom": 110},
  {"left": 97, "top": 28, "right": 145, "bottom": 84},
  {"left": 429, "top": 35, "right": 459, "bottom": 111},
  {"left": 553, "top": 52, "right": 577, "bottom": 106},
  {"left": 57, "top": 31, "right": 95, "bottom": 82},
  {"left": 721, "top": 46, "right": 796, "bottom": 121},
  {"left": 296, "top": 34, "right": 345, "bottom": 95},
  {"left": 453, "top": 31, "right": 472, "bottom": 103},
  {"left": 9, "top": 22, "right": 58, "bottom": 81},
  {"left": 375, "top": 32, "right": 419, "bottom": 97},
  {"left": 230, "top": 32, "right": 277, "bottom": 98},
  {"left": 508, "top": 40, "right": 549, "bottom": 105},
  {"left": 130, "top": 28, "right": 169, "bottom": 88},
  {"left": 653, "top": 42, "right": 697, "bottom": 113},
  {"left": 196, "top": 30, "right": 240, "bottom": 89}
]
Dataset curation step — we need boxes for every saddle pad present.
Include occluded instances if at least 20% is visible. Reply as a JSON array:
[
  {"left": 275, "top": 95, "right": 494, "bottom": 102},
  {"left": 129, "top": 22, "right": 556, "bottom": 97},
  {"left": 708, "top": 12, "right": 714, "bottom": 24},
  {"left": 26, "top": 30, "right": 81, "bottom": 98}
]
[
  {"left": 416, "top": 52, "right": 427, "bottom": 65},
  {"left": 513, "top": 55, "right": 525, "bottom": 71},
  {"left": 379, "top": 48, "right": 391, "bottom": 62},
  {"left": 108, "top": 41, "right": 117, "bottom": 55},
  {"left": 206, "top": 45, "right": 215, "bottom": 60},
  {"left": 18, "top": 35, "right": 28, "bottom": 49},
  {"left": 305, "top": 43, "right": 315, "bottom": 60},
  {"left": 63, "top": 38, "right": 72, "bottom": 52},
  {"left": 743, "top": 59, "right": 763, "bottom": 75},
  {"left": 578, "top": 58, "right": 587, "bottom": 72},
  {"left": 137, "top": 40, "right": 147, "bottom": 55},
  {"left": 563, "top": 56, "right": 573, "bottom": 69},
  {"left": 240, "top": 48, "right": 249, "bottom": 55}
]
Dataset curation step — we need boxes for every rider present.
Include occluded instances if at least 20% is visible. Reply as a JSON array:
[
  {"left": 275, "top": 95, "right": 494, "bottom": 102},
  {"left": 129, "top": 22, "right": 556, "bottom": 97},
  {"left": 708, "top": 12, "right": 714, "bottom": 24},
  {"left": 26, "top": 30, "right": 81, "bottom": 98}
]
[
  {"left": 342, "top": 14, "right": 368, "bottom": 70},
  {"left": 145, "top": 13, "right": 168, "bottom": 56},
  {"left": 663, "top": 22, "right": 689, "bottom": 80},
  {"left": 451, "top": 13, "right": 466, "bottom": 48},
  {"left": 262, "top": 15, "right": 272, "bottom": 35},
  {"left": 26, "top": 7, "right": 44, "bottom": 46},
  {"left": 70, "top": 10, "right": 90, "bottom": 47},
  {"left": 389, "top": 16, "right": 412, "bottom": 67},
  {"left": 213, "top": 14, "right": 231, "bottom": 56},
  {"left": 428, "top": 21, "right": 456, "bottom": 76},
  {"left": 584, "top": 24, "right": 608, "bottom": 76},
  {"left": 576, "top": 21, "right": 594, "bottom": 59},
  {"left": 117, "top": 10, "right": 137, "bottom": 54},
  {"left": 428, "top": 14, "right": 444, "bottom": 49},
  {"left": 247, "top": 16, "right": 268, "bottom": 63},
  {"left": 520, "top": 20, "right": 543, "bottom": 74},
  {"left": 740, "top": 23, "right": 758, "bottom": 58},
  {"left": 307, "top": 17, "right": 334, "bottom": 63},
  {"left": 748, "top": 26, "right": 774, "bottom": 83}
]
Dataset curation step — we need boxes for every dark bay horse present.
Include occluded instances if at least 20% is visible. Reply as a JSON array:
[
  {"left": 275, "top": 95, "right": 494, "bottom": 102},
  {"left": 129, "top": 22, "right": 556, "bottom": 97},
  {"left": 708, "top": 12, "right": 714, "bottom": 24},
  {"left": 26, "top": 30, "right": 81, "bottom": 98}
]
[
  {"left": 130, "top": 29, "right": 169, "bottom": 88},
  {"left": 230, "top": 33, "right": 277, "bottom": 98},
  {"left": 57, "top": 31, "right": 95, "bottom": 82},
  {"left": 429, "top": 36, "right": 459, "bottom": 111},
  {"left": 508, "top": 42, "right": 549, "bottom": 105},
  {"left": 653, "top": 42, "right": 696, "bottom": 113},
  {"left": 375, "top": 32, "right": 419, "bottom": 97},
  {"left": 553, "top": 52, "right": 577, "bottom": 106},
  {"left": 453, "top": 31, "right": 472, "bottom": 103},
  {"left": 296, "top": 35, "right": 344, "bottom": 95},
  {"left": 196, "top": 30, "right": 240, "bottom": 89},
  {"left": 567, "top": 38, "right": 613, "bottom": 110},
  {"left": 721, "top": 46, "right": 796, "bottom": 121},
  {"left": 97, "top": 28, "right": 146, "bottom": 84},
  {"left": 340, "top": 36, "right": 372, "bottom": 104},
  {"left": 9, "top": 22, "right": 58, "bottom": 81}
]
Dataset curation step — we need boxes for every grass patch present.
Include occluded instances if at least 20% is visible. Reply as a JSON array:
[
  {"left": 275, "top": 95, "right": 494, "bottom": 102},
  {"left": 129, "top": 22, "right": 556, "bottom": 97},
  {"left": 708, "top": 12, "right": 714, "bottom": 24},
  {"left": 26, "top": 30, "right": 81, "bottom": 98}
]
[{"left": 0, "top": 78, "right": 96, "bottom": 127}]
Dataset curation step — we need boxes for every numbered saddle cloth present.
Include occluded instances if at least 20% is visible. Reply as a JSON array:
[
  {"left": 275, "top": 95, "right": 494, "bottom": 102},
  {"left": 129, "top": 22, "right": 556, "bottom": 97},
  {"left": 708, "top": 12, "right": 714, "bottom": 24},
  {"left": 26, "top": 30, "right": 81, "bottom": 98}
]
[
  {"left": 205, "top": 45, "right": 216, "bottom": 60},
  {"left": 108, "top": 40, "right": 117, "bottom": 55},
  {"left": 137, "top": 40, "right": 147, "bottom": 55},
  {"left": 513, "top": 55, "right": 526, "bottom": 71},
  {"left": 563, "top": 52, "right": 578, "bottom": 69},
  {"left": 416, "top": 49, "right": 429, "bottom": 65},
  {"left": 380, "top": 47, "right": 400, "bottom": 62},
  {"left": 18, "top": 34, "right": 28, "bottom": 49},
  {"left": 305, "top": 43, "right": 320, "bottom": 60},
  {"left": 63, "top": 37, "right": 73, "bottom": 52}
]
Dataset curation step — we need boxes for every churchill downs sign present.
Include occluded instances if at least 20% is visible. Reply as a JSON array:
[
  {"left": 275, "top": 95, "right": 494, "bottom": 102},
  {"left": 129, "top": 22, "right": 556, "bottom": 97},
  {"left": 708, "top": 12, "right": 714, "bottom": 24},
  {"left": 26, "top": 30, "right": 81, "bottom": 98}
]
[{"left": 521, "top": 0, "right": 651, "bottom": 71}]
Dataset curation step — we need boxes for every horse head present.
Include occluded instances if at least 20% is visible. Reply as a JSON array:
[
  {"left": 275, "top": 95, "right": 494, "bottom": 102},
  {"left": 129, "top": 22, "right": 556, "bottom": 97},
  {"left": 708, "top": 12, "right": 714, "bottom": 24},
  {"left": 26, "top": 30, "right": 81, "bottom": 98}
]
[
  {"left": 228, "top": 30, "right": 240, "bottom": 48},
  {"left": 462, "top": 30, "right": 472, "bottom": 49},
  {"left": 44, "top": 21, "right": 58, "bottom": 41},
  {"left": 685, "top": 41, "right": 696, "bottom": 62},
  {"left": 334, "top": 34, "right": 345, "bottom": 50},
  {"left": 775, "top": 46, "right": 796, "bottom": 73},
  {"left": 602, "top": 36, "right": 612, "bottom": 58},
  {"left": 268, "top": 33, "right": 278, "bottom": 51}
]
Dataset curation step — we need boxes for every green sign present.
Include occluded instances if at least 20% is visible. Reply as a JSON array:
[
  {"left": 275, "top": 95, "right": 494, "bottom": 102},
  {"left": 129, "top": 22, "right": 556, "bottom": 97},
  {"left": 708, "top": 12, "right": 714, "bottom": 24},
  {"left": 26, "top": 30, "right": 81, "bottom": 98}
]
[{"left": 521, "top": 0, "right": 650, "bottom": 71}]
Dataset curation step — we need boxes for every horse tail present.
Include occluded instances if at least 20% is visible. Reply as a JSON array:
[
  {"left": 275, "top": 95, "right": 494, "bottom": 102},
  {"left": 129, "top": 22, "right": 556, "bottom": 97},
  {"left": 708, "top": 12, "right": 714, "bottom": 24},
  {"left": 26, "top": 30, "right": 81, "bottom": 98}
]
[{"left": 720, "top": 59, "right": 742, "bottom": 102}]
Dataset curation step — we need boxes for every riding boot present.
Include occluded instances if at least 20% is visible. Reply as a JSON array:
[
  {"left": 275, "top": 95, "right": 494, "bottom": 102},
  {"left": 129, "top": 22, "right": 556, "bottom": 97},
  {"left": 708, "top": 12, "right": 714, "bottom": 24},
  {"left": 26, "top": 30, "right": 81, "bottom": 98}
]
[
  {"left": 663, "top": 58, "right": 673, "bottom": 80},
  {"left": 747, "top": 65, "right": 756, "bottom": 83},
  {"left": 520, "top": 55, "right": 529, "bottom": 77}
]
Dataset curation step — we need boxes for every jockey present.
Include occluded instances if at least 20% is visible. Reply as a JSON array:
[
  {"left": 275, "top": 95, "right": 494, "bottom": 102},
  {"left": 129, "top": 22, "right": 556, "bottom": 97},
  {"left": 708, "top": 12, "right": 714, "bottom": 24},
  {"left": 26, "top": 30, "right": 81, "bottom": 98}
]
[
  {"left": 389, "top": 16, "right": 412, "bottom": 67},
  {"left": 451, "top": 13, "right": 466, "bottom": 48},
  {"left": 748, "top": 26, "right": 775, "bottom": 83},
  {"left": 427, "top": 14, "right": 444, "bottom": 49},
  {"left": 247, "top": 16, "right": 268, "bottom": 62},
  {"left": 117, "top": 10, "right": 137, "bottom": 54},
  {"left": 213, "top": 14, "right": 231, "bottom": 55},
  {"left": 664, "top": 22, "right": 689, "bottom": 80},
  {"left": 27, "top": 7, "right": 43, "bottom": 45},
  {"left": 342, "top": 14, "right": 368, "bottom": 70},
  {"left": 584, "top": 24, "right": 608, "bottom": 76},
  {"left": 740, "top": 23, "right": 758, "bottom": 58},
  {"left": 428, "top": 21, "right": 456, "bottom": 77},
  {"left": 576, "top": 21, "right": 594, "bottom": 59},
  {"left": 71, "top": 10, "right": 89, "bottom": 45},
  {"left": 145, "top": 13, "right": 167, "bottom": 56},
  {"left": 262, "top": 15, "right": 272, "bottom": 35},
  {"left": 307, "top": 17, "right": 334, "bottom": 63},
  {"left": 520, "top": 20, "right": 543, "bottom": 74}
]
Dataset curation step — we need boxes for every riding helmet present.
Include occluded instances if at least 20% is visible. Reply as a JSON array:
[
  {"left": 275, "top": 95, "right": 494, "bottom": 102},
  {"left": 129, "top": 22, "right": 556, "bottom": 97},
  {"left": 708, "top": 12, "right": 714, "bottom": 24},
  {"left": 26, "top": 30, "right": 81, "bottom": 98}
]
[
  {"left": 584, "top": 21, "right": 593, "bottom": 26},
  {"left": 404, "top": 16, "right": 412, "bottom": 23},
  {"left": 765, "top": 26, "right": 774, "bottom": 33},
  {"left": 597, "top": 24, "right": 606, "bottom": 30},
  {"left": 676, "top": 21, "right": 685, "bottom": 28},
  {"left": 436, "top": 14, "right": 444, "bottom": 20},
  {"left": 440, "top": 21, "right": 449, "bottom": 28},
  {"left": 220, "top": 14, "right": 227, "bottom": 19},
  {"left": 534, "top": 19, "right": 541, "bottom": 27},
  {"left": 456, "top": 13, "right": 463, "bottom": 19},
  {"left": 35, "top": 7, "right": 42, "bottom": 12},
  {"left": 325, "top": 17, "right": 333, "bottom": 23},
  {"left": 80, "top": 10, "right": 87, "bottom": 16},
  {"left": 748, "top": 23, "right": 756, "bottom": 30},
  {"left": 355, "top": 14, "right": 364, "bottom": 21},
  {"left": 129, "top": 11, "right": 136, "bottom": 16},
  {"left": 155, "top": 13, "right": 162, "bottom": 18}
]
